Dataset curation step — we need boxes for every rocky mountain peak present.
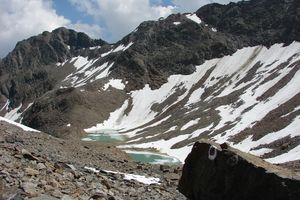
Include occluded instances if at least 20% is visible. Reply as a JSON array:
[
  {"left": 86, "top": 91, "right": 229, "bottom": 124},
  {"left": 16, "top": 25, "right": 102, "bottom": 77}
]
[{"left": 2, "top": 27, "right": 106, "bottom": 70}]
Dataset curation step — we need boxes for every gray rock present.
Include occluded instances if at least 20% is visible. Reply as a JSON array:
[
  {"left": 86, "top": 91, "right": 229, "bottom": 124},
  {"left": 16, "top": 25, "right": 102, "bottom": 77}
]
[
  {"left": 61, "top": 195, "right": 73, "bottom": 200},
  {"left": 29, "top": 194, "right": 59, "bottom": 200},
  {"left": 51, "top": 189, "right": 63, "bottom": 198},
  {"left": 37, "top": 163, "right": 46, "bottom": 170},
  {"left": 21, "top": 182, "right": 37, "bottom": 196}
]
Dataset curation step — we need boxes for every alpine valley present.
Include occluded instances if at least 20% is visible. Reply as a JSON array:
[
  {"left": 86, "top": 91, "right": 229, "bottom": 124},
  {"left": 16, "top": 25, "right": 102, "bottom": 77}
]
[{"left": 1, "top": 0, "right": 300, "bottom": 199}]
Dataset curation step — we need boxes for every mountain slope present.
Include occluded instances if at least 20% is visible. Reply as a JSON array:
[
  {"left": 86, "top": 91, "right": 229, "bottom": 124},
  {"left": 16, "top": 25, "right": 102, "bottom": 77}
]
[
  {"left": 1, "top": 0, "right": 300, "bottom": 167},
  {"left": 0, "top": 118, "right": 183, "bottom": 199}
]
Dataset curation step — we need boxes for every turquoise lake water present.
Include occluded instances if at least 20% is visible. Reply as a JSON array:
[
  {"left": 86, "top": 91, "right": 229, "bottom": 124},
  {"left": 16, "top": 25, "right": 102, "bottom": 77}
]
[
  {"left": 125, "top": 150, "right": 180, "bottom": 165},
  {"left": 82, "top": 129, "right": 180, "bottom": 164}
]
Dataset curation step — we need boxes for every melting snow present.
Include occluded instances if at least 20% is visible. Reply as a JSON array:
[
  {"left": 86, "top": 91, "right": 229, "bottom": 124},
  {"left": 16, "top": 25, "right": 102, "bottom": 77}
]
[
  {"left": 120, "top": 134, "right": 192, "bottom": 163},
  {"left": 84, "top": 167, "right": 160, "bottom": 185},
  {"left": 85, "top": 42, "right": 300, "bottom": 164},
  {"left": 4, "top": 104, "right": 22, "bottom": 121},
  {"left": 101, "top": 50, "right": 113, "bottom": 57},
  {"left": 185, "top": 13, "right": 202, "bottom": 24},
  {"left": 173, "top": 22, "right": 181, "bottom": 25},
  {"left": 266, "top": 145, "right": 300, "bottom": 164},
  {"left": 89, "top": 46, "right": 101, "bottom": 50},
  {"left": 0, "top": 100, "right": 9, "bottom": 111},
  {"left": 0, "top": 117, "right": 40, "bottom": 132},
  {"left": 63, "top": 59, "right": 113, "bottom": 87},
  {"left": 103, "top": 79, "right": 125, "bottom": 91},
  {"left": 181, "top": 118, "right": 200, "bottom": 130},
  {"left": 113, "top": 42, "right": 134, "bottom": 52}
]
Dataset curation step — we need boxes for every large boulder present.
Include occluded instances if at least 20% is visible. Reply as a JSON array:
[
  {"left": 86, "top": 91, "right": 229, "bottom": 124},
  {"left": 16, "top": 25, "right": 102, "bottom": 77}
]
[{"left": 178, "top": 139, "right": 300, "bottom": 200}]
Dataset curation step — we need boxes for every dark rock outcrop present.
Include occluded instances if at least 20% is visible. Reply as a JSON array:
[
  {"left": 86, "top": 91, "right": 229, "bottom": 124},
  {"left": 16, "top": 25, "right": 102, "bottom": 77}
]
[
  {"left": 0, "top": 27, "right": 106, "bottom": 109},
  {"left": 109, "top": 13, "right": 241, "bottom": 90},
  {"left": 178, "top": 140, "right": 300, "bottom": 200},
  {"left": 21, "top": 87, "right": 128, "bottom": 138},
  {"left": 196, "top": 0, "right": 300, "bottom": 46}
]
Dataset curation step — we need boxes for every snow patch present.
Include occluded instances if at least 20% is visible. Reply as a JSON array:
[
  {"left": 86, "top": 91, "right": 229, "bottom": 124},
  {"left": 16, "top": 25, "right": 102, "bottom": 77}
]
[
  {"left": 185, "top": 13, "right": 202, "bottom": 24},
  {"left": 181, "top": 118, "right": 200, "bottom": 130},
  {"left": 211, "top": 27, "right": 217, "bottom": 32},
  {"left": 84, "top": 167, "right": 160, "bottom": 185},
  {"left": 120, "top": 134, "right": 192, "bottom": 163},
  {"left": 0, "top": 117, "right": 40, "bottom": 132},
  {"left": 4, "top": 104, "right": 22, "bottom": 121},
  {"left": 89, "top": 46, "right": 101, "bottom": 50},
  {"left": 0, "top": 100, "right": 9, "bottom": 111},
  {"left": 103, "top": 79, "right": 125, "bottom": 91},
  {"left": 112, "top": 42, "right": 134, "bottom": 53}
]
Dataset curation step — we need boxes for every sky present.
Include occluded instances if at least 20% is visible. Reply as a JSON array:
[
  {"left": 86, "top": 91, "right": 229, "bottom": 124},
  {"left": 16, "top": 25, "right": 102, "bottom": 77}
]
[{"left": 0, "top": 0, "right": 239, "bottom": 58}]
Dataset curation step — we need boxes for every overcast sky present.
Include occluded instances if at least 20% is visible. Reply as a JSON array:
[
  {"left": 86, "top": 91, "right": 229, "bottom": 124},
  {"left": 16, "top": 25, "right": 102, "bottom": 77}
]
[{"left": 0, "top": 0, "right": 239, "bottom": 58}]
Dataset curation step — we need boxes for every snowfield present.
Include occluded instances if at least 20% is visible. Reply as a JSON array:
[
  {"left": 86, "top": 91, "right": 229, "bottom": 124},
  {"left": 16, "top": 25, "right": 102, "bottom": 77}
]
[{"left": 85, "top": 42, "right": 300, "bottom": 164}]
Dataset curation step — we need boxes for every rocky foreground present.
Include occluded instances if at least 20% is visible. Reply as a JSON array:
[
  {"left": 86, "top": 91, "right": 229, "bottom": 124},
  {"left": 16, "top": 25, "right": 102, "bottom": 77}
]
[{"left": 0, "top": 120, "right": 184, "bottom": 200}]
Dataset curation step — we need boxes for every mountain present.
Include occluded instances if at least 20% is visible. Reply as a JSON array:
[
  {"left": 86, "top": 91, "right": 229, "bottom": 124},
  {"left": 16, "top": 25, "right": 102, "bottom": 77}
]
[{"left": 1, "top": 0, "right": 300, "bottom": 169}]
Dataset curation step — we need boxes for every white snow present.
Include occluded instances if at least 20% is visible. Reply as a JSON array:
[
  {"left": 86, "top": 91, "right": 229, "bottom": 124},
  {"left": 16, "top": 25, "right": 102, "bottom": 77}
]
[
  {"left": 120, "top": 134, "right": 192, "bottom": 163},
  {"left": 89, "top": 46, "right": 101, "bottom": 50},
  {"left": 81, "top": 138, "right": 94, "bottom": 141},
  {"left": 181, "top": 118, "right": 200, "bottom": 130},
  {"left": 166, "top": 126, "right": 177, "bottom": 132},
  {"left": 94, "top": 63, "right": 113, "bottom": 80},
  {"left": 185, "top": 13, "right": 202, "bottom": 24},
  {"left": 4, "top": 104, "right": 22, "bottom": 121},
  {"left": 0, "top": 100, "right": 9, "bottom": 111},
  {"left": 63, "top": 59, "right": 113, "bottom": 87},
  {"left": 173, "top": 22, "right": 181, "bottom": 25},
  {"left": 0, "top": 116, "right": 40, "bottom": 132},
  {"left": 84, "top": 42, "right": 300, "bottom": 164},
  {"left": 103, "top": 79, "right": 125, "bottom": 91},
  {"left": 67, "top": 124, "right": 71, "bottom": 127},
  {"left": 190, "top": 123, "right": 214, "bottom": 139},
  {"left": 186, "top": 87, "right": 205, "bottom": 105},
  {"left": 101, "top": 50, "right": 113, "bottom": 57},
  {"left": 72, "top": 56, "right": 89, "bottom": 70},
  {"left": 211, "top": 28, "right": 217, "bottom": 32},
  {"left": 112, "top": 42, "right": 134, "bottom": 53},
  {"left": 266, "top": 145, "right": 300, "bottom": 164},
  {"left": 84, "top": 167, "right": 160, "bottom": 185}
]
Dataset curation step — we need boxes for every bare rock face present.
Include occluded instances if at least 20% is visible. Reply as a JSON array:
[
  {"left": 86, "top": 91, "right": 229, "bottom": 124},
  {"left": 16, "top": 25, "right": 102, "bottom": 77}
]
[
  {"left": 178, "top": 140, "right": 300, "bottom": 200},
  {"left": 196, "top": 0, "right": 300, "bottom": 46},
  {"left": 0, "top": 27, "right": 106, "bottom": 109}
]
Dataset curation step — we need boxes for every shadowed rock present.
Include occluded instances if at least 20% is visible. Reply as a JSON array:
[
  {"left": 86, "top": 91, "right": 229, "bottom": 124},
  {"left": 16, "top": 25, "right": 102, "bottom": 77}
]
[{"left": 178, "top": 139, "right": 300, "bottom": 200}]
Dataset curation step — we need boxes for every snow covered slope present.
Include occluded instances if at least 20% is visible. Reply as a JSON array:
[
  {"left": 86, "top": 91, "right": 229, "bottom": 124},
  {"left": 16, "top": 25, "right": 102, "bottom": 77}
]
[{"left": 85, "top": 42, "right": 300, "bottom": 163}]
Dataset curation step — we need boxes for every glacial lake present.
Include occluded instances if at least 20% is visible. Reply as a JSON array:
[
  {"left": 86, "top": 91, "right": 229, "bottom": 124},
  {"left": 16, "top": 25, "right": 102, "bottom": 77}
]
[
  {"left": 124, "top": 150, "right": 180, "bottom": 165},
  {"left": 82, "top": 129, "right": 126, "bottom": 143},
  {"left": 82, "top": 129, "right": 181, "bottom": 165}
]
